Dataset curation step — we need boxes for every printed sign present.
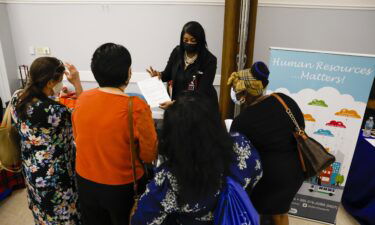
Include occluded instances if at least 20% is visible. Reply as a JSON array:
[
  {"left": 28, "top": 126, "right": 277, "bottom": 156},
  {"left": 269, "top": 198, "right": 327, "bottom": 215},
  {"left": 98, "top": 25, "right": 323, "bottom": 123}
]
[{"left": 267, "top": 48, "right": 375, "bottom": 224}]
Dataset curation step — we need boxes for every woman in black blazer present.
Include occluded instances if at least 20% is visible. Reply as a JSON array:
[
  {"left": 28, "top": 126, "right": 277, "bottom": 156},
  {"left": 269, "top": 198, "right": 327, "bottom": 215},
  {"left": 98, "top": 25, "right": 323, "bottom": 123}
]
[{"left": 147, "top": 21, "right": 218, "bottom": 110}]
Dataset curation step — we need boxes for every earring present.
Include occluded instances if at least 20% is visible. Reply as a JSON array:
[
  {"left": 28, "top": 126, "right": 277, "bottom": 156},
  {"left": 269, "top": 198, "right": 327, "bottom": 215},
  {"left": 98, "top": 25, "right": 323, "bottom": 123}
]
[{"left": 239, "top": 97, "right": 246, "bottom": 104}]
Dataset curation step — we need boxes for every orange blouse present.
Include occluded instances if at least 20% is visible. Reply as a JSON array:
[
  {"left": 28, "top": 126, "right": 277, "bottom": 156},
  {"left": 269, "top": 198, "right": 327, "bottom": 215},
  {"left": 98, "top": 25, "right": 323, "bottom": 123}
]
[{"left": 72, "top": 89, "right": 157, "bottom": 185}]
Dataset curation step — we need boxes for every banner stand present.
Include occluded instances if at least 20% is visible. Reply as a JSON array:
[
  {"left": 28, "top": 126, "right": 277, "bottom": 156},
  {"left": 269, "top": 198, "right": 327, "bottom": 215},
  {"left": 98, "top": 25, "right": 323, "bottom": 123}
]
[
  {"left": 268, "top": 47, "right": 375, "bottom": 224},
  {"left": 289, "top": 215, "right": 333, "bottom": 225}
]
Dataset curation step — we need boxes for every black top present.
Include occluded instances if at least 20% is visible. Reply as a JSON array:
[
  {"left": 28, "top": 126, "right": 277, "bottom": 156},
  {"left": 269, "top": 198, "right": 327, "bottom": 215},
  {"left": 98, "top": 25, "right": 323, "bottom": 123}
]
[
  {"left": 230, "top": 93, "right": 305, "bottom": 214},
  {"left": 231, "top": 93, "right": 305, "bottom": 153},
  {"left": 161, "top": 46, "right": 218, "bottom": 105}
]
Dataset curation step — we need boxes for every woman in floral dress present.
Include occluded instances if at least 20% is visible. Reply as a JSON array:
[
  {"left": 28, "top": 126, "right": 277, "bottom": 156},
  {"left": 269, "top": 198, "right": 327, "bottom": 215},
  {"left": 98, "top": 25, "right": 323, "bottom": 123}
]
[{"left": 10, "top": 57, "right": 83, "bottom": 224}]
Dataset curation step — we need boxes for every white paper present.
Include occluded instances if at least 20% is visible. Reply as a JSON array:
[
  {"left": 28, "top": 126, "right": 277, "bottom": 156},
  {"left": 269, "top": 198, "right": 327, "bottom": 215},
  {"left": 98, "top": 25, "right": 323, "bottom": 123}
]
[
  {"left": 365, "top": 138, "right": 375, "bottom": 147},
  {"left": 224, "top": 119, "right": 233, "bottom": 132},
  {"left": 151, "top": 108, "right": 164, "bottom": 120},
  {"left": 137, "top": 77, "right": 171, "bottom": 108}
]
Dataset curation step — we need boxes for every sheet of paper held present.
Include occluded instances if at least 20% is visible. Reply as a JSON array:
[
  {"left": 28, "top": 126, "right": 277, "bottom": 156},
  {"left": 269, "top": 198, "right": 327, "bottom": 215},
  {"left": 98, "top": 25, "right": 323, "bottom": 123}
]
[{"left": 137, "top": 77, "right": 171, "bottom": 108}]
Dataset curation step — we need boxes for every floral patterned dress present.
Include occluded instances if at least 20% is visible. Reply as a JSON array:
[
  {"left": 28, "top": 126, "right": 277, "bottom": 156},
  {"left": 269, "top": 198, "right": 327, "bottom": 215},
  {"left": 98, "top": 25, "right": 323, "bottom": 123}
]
[
  {"left": 131, "top": 132, "right": 263, "bottom": 225},
  {"left": 10, "top": 93, "right": 81, "bottom": 225}
]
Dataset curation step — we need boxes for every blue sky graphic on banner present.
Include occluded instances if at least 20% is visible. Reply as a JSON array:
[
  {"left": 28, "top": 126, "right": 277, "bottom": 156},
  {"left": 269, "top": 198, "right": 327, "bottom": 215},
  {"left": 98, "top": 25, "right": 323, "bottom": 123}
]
[
  {"left": 268, "top": 49, "right": 375, "bottom": 102},
  {"left": 267, "top": 48, "right": 375, "bottom": 224}
]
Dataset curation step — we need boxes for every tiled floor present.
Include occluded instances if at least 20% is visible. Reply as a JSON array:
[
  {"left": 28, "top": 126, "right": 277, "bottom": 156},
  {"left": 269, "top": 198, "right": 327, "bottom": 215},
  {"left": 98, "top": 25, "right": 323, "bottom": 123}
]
[
  {"left": 0, "top": 189, "right": 359, "bottom": 225},
  {"left": 0, "top": 189, "right": 34, "bottom": 225},
  {"left": 289, "top": 208, "right": 359, "bottom": 225}
]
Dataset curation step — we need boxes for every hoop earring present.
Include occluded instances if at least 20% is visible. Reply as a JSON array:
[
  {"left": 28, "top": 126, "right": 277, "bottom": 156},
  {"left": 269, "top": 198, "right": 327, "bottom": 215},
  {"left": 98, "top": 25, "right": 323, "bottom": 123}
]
[{"left": 239, "top": 97, "right": 246, "bottom": 104}]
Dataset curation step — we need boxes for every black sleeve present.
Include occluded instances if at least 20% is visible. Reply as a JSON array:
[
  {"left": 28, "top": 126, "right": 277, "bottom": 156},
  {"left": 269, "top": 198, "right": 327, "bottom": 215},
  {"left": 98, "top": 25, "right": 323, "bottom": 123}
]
[
  {"left": 161, "top": 46, "right": 179, "bottom": 83},
  {"left": 197, "top": 54, "right": 217, "bottom": 95},
  {"left": 230, "top": 113, "right": 247, "bottom": 136}
]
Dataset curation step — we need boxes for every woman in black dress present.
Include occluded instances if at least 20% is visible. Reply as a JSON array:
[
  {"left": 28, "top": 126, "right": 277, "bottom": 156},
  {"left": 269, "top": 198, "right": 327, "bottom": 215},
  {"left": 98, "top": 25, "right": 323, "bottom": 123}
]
[
  {"left": 228, "top": 62, "right": 305, "bottom": 225},
  {"left": 147, "top": 21, "right": 218, "bottom": 110}
]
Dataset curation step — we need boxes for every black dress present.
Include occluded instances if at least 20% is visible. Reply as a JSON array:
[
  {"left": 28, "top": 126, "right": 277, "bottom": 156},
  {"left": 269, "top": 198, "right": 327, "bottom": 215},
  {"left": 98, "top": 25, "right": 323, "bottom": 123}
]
[
  {"left": 161, "top": 46, "right": 218, "bottom": 108},
  {"left": 230, "top": 93, "right": 305, "bottom": 214}
]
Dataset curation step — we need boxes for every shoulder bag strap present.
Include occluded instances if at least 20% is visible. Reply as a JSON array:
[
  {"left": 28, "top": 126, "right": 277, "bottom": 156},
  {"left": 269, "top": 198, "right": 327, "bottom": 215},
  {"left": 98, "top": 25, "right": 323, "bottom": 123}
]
[
  {"left": 249, "top": 94, "right": 270, "bottom": 106},
  {"left": 2, "top": 89, "right": 23, "bottom": 128},
  {"left": 271, "top": 93, "right": 305, "bottom": 135},
  {"left": 271, "top": 93, "right": 307, "bottom": 172},
  {"left": 128, "top": 96, "right": 139, "bottom": 196},
  {"left": 1, "top": 104, "right": 12, "bottom": 128}
]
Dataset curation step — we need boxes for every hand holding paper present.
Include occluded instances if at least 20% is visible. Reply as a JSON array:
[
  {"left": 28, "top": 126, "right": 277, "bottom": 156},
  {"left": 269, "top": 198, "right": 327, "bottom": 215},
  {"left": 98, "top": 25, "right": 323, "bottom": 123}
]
[
  {"left": 137, "top": 77, "right": 171, "bottom": 108},
  {"left": 159, "top": 100, "right": 175, "bottom": 110}
]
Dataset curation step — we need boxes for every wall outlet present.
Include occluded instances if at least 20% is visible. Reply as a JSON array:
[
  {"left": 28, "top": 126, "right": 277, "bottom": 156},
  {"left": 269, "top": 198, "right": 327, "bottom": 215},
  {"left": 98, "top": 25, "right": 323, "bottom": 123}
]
[{"left": 36, "top": 47, "right": 50, "bottom": 55}]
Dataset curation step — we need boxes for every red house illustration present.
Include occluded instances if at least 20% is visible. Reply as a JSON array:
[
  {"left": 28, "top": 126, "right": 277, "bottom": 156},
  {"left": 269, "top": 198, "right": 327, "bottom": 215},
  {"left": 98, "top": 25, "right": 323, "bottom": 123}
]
[{"left": 318, "top": 165, "right": 333, "bottom": 185}]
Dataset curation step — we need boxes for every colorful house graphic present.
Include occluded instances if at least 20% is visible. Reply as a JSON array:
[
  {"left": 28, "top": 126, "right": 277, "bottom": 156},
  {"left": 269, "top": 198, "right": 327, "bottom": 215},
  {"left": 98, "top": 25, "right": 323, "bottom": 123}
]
[
  {"left": 304, "top": 114, "right": 316, "bottom": 122},
  {"left": 319, "top": 166, "right": 333, "bottom": 185},
  {"left": 330, "top": 162, "right": 342, "bottom": 185},
  {"left": 326, "top": 120, "right": 346, "bottom": 128},
  {"left": 314, "top": 129, "right": 334, "bottom": 137},
  {"left": 335, "top": 109, "right": 361, "bottom": 119},
  {"left": 308, "top": 99, "right": 328, "bottom": 107}
]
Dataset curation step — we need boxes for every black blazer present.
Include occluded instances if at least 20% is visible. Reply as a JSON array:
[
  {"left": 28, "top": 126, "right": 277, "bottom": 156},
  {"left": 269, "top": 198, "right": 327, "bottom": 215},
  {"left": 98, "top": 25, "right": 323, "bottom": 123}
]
[{"left": 161, "top": 46, "right": 218, "bottom": 106}]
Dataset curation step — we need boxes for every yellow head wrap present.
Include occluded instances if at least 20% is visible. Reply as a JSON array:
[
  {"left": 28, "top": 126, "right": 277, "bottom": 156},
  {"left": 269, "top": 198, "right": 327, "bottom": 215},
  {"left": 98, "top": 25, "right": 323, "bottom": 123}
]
[{"left": 227, "top": 68, "right": 265, "bottom": 97}]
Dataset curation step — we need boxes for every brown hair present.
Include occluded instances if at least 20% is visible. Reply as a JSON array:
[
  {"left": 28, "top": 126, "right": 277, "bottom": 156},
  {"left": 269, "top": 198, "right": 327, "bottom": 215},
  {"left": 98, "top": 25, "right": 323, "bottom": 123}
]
[{"left": 16, "top": 57, "right": 65, "bottom": 119}]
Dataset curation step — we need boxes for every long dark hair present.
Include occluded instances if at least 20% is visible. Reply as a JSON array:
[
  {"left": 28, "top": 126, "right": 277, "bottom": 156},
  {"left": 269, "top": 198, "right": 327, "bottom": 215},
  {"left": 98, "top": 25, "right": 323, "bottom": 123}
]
[
  {"left": 159, "top": 91, "right": 233, "bottom": 206},
  {"left": 179, "top": 21, "right": 208, "bottom": 67},
  {"left": 16, "top": 57, "right": 65, "bottom": 119}
]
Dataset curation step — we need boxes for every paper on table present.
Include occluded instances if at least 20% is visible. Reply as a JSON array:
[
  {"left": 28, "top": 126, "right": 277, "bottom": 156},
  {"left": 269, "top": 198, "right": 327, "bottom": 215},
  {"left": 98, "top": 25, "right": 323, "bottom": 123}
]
[
  {"left": 137, "top": 77, "right": 171, "bottom": 108},
  {"left": 365, "top": 138, "right": 375, "bottom": 147}
]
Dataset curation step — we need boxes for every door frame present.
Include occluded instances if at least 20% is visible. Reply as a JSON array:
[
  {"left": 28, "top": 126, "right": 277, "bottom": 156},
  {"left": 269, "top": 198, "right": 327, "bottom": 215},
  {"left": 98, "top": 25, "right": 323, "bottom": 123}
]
[{"left": 0, "top": 41, "right": 12, "bottom": 108}]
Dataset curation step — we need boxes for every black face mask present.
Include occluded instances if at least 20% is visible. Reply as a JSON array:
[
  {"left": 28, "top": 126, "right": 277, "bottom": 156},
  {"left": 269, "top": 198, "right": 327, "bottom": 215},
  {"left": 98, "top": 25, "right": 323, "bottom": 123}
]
[{"left": 184, "top": 43, "right": 198, "bottom": 53}]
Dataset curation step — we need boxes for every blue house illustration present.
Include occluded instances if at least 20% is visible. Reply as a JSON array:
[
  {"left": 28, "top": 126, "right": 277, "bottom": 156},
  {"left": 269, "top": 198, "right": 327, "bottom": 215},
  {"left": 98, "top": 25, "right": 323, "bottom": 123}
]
[{"left": 330, "top": 162, "right": 341, "bottom": 185}]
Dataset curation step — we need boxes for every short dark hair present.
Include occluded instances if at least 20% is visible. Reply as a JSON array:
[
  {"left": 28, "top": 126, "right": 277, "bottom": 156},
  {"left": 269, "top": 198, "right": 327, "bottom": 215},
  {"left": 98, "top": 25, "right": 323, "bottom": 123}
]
[
  {"left": 159, "top": 91, "right": 233, "bottom": 206},
  {"left": 91, "top": 43, "right": 132, "bottom": 87}
]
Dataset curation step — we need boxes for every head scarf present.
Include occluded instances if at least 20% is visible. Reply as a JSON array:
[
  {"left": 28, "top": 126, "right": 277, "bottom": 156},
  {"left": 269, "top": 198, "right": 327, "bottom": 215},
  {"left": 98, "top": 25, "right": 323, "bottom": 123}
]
[
  {"left": 227, "top": 69, "right": 265, "bottom": 96},
  {"left": 227, "top": 61, "right": 270, "bottom": 97}
]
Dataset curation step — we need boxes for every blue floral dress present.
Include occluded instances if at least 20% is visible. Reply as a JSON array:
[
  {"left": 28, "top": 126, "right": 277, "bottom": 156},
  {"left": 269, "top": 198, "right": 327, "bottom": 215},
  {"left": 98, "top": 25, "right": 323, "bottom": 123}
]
[
  {"left": 131, "top": 132, "right": 263, "bottom": 225},
  {"left": 10, "top": 93, "right": 81, "bottom": 225}
]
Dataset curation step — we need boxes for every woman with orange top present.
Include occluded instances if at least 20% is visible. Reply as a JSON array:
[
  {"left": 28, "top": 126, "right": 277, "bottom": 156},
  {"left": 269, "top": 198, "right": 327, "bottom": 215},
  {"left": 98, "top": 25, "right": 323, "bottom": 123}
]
[{"left": 72, "top": 43, "right": 158, "bottom": 225}]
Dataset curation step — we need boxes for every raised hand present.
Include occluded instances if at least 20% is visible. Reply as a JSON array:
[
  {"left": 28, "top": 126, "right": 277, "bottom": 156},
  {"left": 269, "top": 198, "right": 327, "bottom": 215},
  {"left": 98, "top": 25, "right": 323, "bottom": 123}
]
[
  {"left": 64, "top": 62, "right": 83, "bottom": 97},
  {"left": 64, "top": 62, "right": 81, "bottom": 86},
  {"left": 146, "top": 66, "right": 161, "bottom": 79}
]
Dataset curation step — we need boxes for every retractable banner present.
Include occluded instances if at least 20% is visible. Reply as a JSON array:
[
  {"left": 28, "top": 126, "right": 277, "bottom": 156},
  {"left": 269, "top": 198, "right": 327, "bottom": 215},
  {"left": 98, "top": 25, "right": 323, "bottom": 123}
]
[{"left": 267, "top": 48, "right": 375, "bottom": 224}]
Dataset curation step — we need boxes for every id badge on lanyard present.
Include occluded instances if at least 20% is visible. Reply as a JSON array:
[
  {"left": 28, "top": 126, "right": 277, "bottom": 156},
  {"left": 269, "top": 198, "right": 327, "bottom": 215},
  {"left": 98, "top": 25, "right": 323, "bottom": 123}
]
[
  {"left": 188, "top": 75, "right": 197, "bottom": 91},
  {"left": 187, "top": 70, "right": 203, "bottom": 91}
]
